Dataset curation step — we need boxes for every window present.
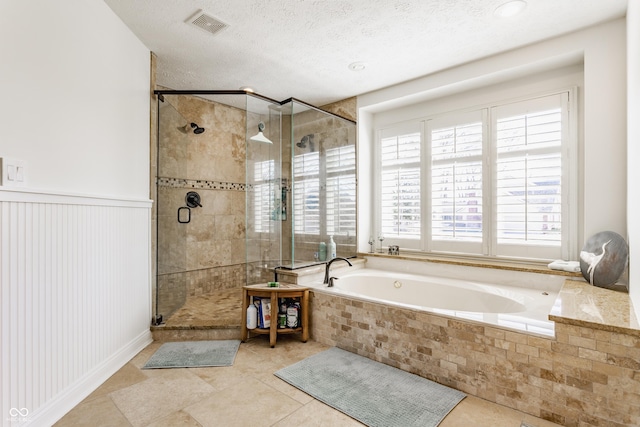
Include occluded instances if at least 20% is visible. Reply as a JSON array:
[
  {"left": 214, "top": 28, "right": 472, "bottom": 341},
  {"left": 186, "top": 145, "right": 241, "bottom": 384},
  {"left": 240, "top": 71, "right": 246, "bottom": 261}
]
[
  {"left": 375, "top": 91, "right": 575, "bottom": 261},
  {"left": 379, "top": 124, "right": 421, "bottom": 243},
  {"left": 493, "top": 94, "right": 568, "bottom": 259},
  {"left": 253, "top": 160, "right": 275, "bottom": 233},
  {"left": 293, "top": 144, "right": 357, "bottom": 237},
  {"left": 429, "top": 111, "right": 485, "bottom": 254},
  {"left": 326, "top": 145, "right": 356, "bottom": 236},
  {"left": 293, "top": 151, "right": 320, "bottom": 234}
]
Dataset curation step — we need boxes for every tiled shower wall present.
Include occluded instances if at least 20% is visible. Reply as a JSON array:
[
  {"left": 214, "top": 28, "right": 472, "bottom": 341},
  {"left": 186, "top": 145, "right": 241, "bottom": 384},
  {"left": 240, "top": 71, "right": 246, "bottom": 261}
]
[
  {"left": 310, "top": 291, "right": 640, "bottom": 427},
  {"left": 156, "top": 94, "right": 247, "bottom": 318},
  {"left": 320, "top": 97, "right": 357, "bottom": 122}
]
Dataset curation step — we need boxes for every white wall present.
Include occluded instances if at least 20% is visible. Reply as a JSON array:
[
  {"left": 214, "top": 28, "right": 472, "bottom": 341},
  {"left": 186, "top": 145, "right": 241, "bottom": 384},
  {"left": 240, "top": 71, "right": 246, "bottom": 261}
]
[
  {"left": 0, "top": 1, "right": 152, "bottom": 425},
  {"left": 0, "top": 0, "right": 150, "bottom": 198},
  {"left": 627, "top": 0, "right": 640, "bottom": 316},
  {"left": 358, "top": 18, "right": 627, "bottom": 259},
  {"left": 357, "top": 109, "right": 375, "bottom": 252}
]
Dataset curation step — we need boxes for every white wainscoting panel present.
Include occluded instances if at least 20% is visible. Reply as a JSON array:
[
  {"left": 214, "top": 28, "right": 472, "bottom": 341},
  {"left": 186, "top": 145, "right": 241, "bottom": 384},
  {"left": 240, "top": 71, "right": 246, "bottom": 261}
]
[{"left": 0, "top": 189, "right": 153, "bottom": 426}]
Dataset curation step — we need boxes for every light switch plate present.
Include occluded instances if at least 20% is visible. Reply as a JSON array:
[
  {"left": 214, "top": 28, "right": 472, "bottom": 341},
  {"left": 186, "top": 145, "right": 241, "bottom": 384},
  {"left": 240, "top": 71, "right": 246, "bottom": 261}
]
[{"left": 0, "top": 157, "right": 26, "bottom": 187}]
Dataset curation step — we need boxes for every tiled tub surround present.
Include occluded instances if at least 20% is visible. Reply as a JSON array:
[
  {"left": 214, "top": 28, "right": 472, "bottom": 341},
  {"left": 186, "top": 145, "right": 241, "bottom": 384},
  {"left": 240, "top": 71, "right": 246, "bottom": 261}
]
[{"left": 309, "top": 264, "right": 640, "bottom": 426}]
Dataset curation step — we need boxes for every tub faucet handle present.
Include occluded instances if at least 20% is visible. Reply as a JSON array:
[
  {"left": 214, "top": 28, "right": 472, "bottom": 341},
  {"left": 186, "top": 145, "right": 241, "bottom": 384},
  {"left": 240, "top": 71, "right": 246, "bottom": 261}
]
[
  {"left": 323, "top": 257, "right": 353, "bottom": 284},
  {"left": 328, "top": 277, "right": 339, "bottom": 287}
]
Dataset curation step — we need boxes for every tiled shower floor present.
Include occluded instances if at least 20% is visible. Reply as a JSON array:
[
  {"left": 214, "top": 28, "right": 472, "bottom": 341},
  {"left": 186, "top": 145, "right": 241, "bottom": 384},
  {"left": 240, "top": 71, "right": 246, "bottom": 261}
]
[{"left": 163, "top": 288, "right": 243, "bottom": 328}]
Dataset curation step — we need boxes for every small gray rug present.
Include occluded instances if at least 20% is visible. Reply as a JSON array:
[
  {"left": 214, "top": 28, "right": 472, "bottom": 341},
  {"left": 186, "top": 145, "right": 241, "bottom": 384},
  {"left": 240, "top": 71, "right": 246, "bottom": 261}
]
[
  {"left": 143, "top": 340, "right": 240, "bottom": 369},
  {"left": 274, "top": 347, "right": 465, "bottom": 427}
]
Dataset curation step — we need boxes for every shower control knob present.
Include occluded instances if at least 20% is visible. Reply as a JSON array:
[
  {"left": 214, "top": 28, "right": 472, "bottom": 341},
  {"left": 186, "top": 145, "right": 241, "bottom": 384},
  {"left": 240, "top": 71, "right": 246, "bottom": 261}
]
[{"left": 185, "top": 191, "right": 202, "bottom": 208}]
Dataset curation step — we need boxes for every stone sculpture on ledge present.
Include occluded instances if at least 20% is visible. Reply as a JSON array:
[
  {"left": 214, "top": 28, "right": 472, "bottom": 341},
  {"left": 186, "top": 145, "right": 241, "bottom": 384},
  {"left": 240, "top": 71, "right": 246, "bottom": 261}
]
[{"left": 579, "top": 230, "right": 628, "bottom": 290}]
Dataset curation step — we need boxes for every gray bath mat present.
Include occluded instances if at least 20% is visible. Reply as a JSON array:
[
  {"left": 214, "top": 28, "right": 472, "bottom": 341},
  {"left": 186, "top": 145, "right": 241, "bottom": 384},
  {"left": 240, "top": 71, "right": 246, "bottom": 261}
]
[
  {"left": 275, "top": 347, "right": 465, "bottom": 427},
  {"left": 143, "top": 340, "right": 240, "bottom": 369}
]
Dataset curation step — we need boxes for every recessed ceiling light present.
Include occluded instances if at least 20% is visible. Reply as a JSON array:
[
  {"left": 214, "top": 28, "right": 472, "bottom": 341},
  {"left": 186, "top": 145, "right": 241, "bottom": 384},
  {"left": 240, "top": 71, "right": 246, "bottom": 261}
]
[
  {"left": 240, "top": 86, "right": 255, "bottom": 93},
  {"left": 494, "top": 0, "right": 527, "bottom": 18},
  {"left": 348, "top": 62, "right": 367, "bottom": 71}
]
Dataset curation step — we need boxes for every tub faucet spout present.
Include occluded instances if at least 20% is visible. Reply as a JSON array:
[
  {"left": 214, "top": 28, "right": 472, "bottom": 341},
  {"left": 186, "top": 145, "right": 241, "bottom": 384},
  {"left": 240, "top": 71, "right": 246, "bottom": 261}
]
[
  {"left": 273, "top": 265, "right": 286, "bottom": 283},
  {"left": 323, "top": 257, "right": 353, "bottom": 285}
]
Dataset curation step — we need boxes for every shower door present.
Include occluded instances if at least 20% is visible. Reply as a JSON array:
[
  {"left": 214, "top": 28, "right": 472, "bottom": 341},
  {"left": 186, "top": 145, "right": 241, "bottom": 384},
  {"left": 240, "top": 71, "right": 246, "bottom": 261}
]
[
  {"left": 155, "top": 92, "right": 267, "bottom": 324},
  {"left": 245, "top": 95, "right": 284, "bottom": 284},
  {"left": 155, "top": 99, "right": 190, "bottom": 322}
]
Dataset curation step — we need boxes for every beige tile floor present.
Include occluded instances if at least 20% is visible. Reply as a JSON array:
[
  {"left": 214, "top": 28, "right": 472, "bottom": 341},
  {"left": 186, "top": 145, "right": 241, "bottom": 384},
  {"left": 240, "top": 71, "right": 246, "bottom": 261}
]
[{"left": 56, "top": 334, "right": 562, "bottom": 427}]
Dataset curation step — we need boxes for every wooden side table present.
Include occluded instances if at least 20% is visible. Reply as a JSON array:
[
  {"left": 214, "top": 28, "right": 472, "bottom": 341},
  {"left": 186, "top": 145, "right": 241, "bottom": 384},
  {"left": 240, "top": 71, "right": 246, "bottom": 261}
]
[{"left": 241, "top": 284, "right": 309, "bottom": 347}]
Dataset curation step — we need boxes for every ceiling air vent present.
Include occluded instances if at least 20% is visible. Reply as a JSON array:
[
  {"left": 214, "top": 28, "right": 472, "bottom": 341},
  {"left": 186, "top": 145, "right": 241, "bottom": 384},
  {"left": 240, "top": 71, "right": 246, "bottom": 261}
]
[{"left": 187, "top": 10, "right": 228, "bottom": 36}]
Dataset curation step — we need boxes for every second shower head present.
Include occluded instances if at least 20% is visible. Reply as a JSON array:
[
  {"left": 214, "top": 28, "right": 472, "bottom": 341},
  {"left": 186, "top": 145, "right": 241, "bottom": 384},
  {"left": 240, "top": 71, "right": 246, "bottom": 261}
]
[
  {"left": 296, "top": 134, "right": 315, "bottom": 151},
  {"left": 191, "top": 122, "right": 205, "bottom": 134},
  {"left": 180, "top": 122, "right": 205, "bottom": 134}
]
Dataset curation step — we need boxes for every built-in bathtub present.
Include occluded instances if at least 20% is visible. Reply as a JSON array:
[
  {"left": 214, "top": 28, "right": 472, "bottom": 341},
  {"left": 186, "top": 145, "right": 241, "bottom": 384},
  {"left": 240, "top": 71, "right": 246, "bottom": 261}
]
[
  {"left": 310, "top": 266, "right": 565, "bottom": 336},
  {"left": 307, "top": 257, "right": 639, "bottom": 426}
]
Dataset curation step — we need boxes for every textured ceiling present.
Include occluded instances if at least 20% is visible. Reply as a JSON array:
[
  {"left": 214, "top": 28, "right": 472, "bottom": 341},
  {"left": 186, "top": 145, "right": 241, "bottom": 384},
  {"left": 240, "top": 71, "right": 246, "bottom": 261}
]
[{"left": 104, "top": 0, "right": 627, "bottom": 106}]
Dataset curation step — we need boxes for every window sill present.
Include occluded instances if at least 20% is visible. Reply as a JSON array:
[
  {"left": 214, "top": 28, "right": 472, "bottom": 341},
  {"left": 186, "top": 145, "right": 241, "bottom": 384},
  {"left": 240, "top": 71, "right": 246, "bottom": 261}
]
[{"left": 358, "top": 251, "right": 583, "bottom": 278}]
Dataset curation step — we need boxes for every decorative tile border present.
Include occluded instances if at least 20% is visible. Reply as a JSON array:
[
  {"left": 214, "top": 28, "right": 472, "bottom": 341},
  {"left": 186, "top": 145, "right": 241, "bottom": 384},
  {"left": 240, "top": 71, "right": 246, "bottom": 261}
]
[
  {"left": 157, "top": 177, "right": 290, "bottom": 192},
  {"left": 157, "top": 177, "right": 246, "bottom": 191}
]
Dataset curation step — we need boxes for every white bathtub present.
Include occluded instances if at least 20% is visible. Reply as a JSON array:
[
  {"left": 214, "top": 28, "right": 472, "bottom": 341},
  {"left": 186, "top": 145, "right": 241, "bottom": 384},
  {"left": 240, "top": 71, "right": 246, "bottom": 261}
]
[{"left": 311, "top": 267, "right": 564, "bottom": 336}]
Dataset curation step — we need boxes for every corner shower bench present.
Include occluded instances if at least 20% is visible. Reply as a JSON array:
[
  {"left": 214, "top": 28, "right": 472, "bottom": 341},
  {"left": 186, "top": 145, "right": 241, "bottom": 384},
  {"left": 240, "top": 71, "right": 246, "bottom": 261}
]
[{"left": 241, "top": 284, "right": 309, "bottom": 347}]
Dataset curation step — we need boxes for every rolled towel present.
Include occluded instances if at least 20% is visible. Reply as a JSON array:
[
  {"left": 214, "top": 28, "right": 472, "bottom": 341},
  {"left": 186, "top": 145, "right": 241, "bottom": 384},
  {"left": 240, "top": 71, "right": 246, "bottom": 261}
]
[{"left": 548, "top": 260, "right": 581, "bottom": 272}]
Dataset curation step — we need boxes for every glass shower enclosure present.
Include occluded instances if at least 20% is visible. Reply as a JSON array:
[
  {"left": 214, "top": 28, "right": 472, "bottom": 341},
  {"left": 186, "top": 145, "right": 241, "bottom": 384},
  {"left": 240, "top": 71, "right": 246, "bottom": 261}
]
[
  {"left": 154, "top": 91, "right": 355, "bottom": 326},
  {"left": 246, "top": 98, "right": 358, "bottom": 282},
  {"left": 283, "top": 99, "right": 357, "bottom": 268}
]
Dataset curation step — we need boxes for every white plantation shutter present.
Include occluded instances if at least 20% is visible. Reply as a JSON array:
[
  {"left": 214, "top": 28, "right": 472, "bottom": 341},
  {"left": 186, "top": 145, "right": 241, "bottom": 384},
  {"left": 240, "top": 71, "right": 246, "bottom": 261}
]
[
  {"left": 293, "top": 151, "right": 320, "bottom": 234},
  {"left": 374, "top": 90, "right": 574, "bottom": 261},
  {"left": 326, "top": 145, "right": 356, "bottom": 236},
  {"left": 253, "top": 160, "right": 274, "bottom": 232},
  {"left": 493, "top": 94, "right": 567, "bottom": 259},
  {"left": 430, "top": 115, "right": 484, "bottom": 252},
  {"left": 379, "top": 127, "right": 421, "bottom": 240}
]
